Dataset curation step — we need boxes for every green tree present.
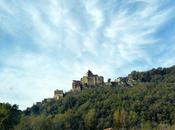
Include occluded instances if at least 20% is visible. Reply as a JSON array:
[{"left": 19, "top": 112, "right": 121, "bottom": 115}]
[
  {"left": 84, "top": 109, "right": 96, "bottom": 129},
  {"left": 0, "top": 103, "right": 21, "bottom": 130}
]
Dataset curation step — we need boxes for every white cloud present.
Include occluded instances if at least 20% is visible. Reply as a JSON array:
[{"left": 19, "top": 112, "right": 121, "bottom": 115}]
[
  {"left": 84, "top": 0, "right": 104, "bottom": 28},
  {"left": 104, "top": 0, "right": 173, "bottom": 65}
]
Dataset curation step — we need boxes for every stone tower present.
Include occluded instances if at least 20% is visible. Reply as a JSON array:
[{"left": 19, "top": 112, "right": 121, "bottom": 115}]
[
  {"left": 72, "top": 80, "right": 82, "bottom": 91},
  {"left": 54, "top": 89, "right": 64, "bottom": 100}
]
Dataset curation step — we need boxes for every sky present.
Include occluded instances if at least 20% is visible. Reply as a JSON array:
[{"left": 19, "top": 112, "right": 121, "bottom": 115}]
[{"left": 0, "top": 0, "right": 175, "bottom": 109}]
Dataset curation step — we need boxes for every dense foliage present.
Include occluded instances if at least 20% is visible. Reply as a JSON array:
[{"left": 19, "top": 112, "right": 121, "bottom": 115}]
[
  {"left": 1, "top": 66, "right": 175, "bottom": 130},
  {"left": 0, "top": 103, "right": 21, "bottom": 130}
]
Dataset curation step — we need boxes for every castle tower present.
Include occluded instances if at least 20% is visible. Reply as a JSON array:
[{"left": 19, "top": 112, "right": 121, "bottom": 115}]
[
  {"left": 72, "top": 80, "right": 82, "bottom": 91},
  {"left": 86, "top": 70, "right": 93, "bottom": 76},
  {"left": 54, "top": 89, "right": 64, "bottom": 100}
]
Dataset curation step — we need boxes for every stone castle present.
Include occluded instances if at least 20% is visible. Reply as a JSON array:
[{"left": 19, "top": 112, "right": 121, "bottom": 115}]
[
  {"left": 72, "top": 70, "right": 104, "bottom": 91},
  {"left": 72, "top": 70, "right": 120, "bottom": 91},
  {"left": 53, "top": 70, "right": 135, "bottom": 99}
]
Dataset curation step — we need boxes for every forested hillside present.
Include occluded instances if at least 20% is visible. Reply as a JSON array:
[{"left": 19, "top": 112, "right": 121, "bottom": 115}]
[{"left": 1, "top": 66, "right": 175, "bottom": 130}]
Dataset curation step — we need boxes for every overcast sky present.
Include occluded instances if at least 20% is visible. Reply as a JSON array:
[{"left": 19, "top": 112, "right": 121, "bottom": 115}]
[{"left": 0, "top": 0, "right": 175, "bottom": 109}]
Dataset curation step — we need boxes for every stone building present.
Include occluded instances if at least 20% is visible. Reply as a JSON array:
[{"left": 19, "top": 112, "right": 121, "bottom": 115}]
[
  {"left": 72, "top": 80, "right": 82, "bottom": 91},
  {"left": 72, "top": 70, "right": 104, "bottom": 91},
  {"left": 54, "top": 89, "right": 64, "bottom": 100},
  {"left": 80, "top": 70, "right": 104, "bottom": 85}
]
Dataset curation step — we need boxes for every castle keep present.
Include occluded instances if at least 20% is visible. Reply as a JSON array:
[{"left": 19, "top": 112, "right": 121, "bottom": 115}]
[{"left": 72, "top": 70, "right": 104, "bottom": 91}]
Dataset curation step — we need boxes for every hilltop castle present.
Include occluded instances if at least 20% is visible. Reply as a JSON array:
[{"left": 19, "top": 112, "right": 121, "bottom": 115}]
[
  {"left": 72, "top": 70, "right": 116, "bottom": 91},
  {"left": 54, "top": 70, "right": 135, "bottom": 99},
  {"left": 72, "top": 70, "right": 105, "bottom": 91}
]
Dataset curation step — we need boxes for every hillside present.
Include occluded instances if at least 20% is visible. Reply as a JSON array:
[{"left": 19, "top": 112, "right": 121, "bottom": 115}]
[{"left": 1, "top": 66, "right": 175, "bottom": 130}]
